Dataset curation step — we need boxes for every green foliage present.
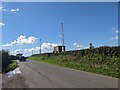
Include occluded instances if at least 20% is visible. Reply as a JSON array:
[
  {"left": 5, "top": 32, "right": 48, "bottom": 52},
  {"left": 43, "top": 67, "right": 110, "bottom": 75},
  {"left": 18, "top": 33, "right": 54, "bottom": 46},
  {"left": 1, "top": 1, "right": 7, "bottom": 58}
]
[
  {"left": 1, "top": 50, "right": 18, "bottom": 73},
  {"left": 29, "top": 46, "right": 120, "bottom": 78},
  {"left": 5, "top": 60, "right": 17, "bottom": 72},
  {"left": 2, "top": 50, "right": 11, "bottom": 72},
  {"left": 9, "top": 55, "right": 19, "bottom": 60}
]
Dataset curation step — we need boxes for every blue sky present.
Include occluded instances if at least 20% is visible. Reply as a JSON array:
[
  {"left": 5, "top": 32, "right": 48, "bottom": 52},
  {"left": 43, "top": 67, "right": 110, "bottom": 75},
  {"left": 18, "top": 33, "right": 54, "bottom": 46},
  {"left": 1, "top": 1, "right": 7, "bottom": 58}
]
[{"left": 1, "top": 2, "right": 118, "bottom": 56}]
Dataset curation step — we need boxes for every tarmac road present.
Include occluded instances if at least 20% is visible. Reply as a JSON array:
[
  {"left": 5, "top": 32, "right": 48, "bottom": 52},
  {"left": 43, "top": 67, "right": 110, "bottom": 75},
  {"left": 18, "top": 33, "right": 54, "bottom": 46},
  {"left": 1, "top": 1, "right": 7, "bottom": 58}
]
[
  {"left": 2, "top": 60, "right": 118, "bottom": 88},
  {"left": 0, "top": 74, "right": 2, "bottom": 89}
]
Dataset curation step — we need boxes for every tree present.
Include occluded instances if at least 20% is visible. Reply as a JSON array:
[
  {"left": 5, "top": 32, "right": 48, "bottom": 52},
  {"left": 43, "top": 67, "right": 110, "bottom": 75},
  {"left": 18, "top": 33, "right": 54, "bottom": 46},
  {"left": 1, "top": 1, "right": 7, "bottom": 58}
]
[{"left": 2, "top": 50, "right": 11, "bottom": 72}]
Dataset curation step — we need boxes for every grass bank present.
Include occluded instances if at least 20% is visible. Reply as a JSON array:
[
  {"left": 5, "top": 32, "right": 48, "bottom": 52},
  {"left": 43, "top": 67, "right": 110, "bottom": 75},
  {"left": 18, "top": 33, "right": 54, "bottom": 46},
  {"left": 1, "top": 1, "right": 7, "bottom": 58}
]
[
  {"left": 29, "top": 54, "right": 119, "bottom": 78},
  {"left": 5, "top": 60, "right": 17, "bottom": 73},
  {"left": 29, "top": 46, "right": 119, "bottom": 78}
]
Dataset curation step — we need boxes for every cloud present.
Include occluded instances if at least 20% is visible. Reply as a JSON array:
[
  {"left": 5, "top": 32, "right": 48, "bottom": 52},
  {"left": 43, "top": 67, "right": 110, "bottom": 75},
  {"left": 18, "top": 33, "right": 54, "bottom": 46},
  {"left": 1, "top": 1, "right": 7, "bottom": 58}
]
[
  {"left": 41, "top": 42, "right": 58, "bottom": 50},
  {"left": 84, "top": 47, "right": 89, "bottom": 49},
  {"left": 10, "top": 8, "right": 19, "bottom": 13},
  {"left": 111, "top": 36, "right": 118, "bottom": 40},
  {"left": 73, "top": 43, "right": 77, "bottom": 46},
  {"left": 112, "top": 27, "right": 119, "bottom": 33},
  {"left": 10, "top": 49, "right": 21, "bottom": 55},
  {"left": 0, "top": 7, "right": 7, "bottom": 12},
  {"left": 22, "top": 42, "right": 58, "bottom": 53},
  {"left": 11, "top": 35, "right": 37, "bottom": 45},
  {"left": 24, "top": 49, "right": 29, "bottom": 52},
  {"left": 115, "top": 30, "right": 119, "bottom": 34},
  {"left": 2, "top": 35, "right": 37, "bottom": 47},
  {"left": 76, "top": 44, "right": 84, "bottom": 48},
  {"left": 28, "top": 47, "right": 39, "bottom": 52},
  {"left": 0, "top": 7, "right": 19, "bottom": 13},
  {"left": 0, "top": 22, "right": 5, "bottom": 27},
  {"left": 0, "top": 7, "right": 2, "bottom": 10},
  {"left": 110, "top": 27, "right": 119, "bottom": 40},
  {"left": 14, "top": 49, "right": 21, "bottom": 53},
  {"left": 73, "top": 43, "right": 91, "bottom": 49},
  {"left": 73, "top": 43, "right": 84, "bottom": 49},
  {"left": 2, "top": 9, "right": 7, "bottom": 12},
  {"left": 9, "top": 42, "right": 58, "bottom": 56},
  {"left": 2, "top": 43, "right": 13, "bottom": 47},
  {"left": 10, "top": 47, "right": 38, "bottom": 56}
]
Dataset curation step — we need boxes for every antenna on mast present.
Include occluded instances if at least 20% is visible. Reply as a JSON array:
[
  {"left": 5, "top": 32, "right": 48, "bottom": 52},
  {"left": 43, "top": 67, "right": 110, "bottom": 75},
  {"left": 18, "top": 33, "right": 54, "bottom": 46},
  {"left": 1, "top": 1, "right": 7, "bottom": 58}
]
[
  {"left": 61, "top": 23, "right": 64, "bottom": 46},
  {"left": 53, "top": 23, "right": 65, "bottom": 53}
]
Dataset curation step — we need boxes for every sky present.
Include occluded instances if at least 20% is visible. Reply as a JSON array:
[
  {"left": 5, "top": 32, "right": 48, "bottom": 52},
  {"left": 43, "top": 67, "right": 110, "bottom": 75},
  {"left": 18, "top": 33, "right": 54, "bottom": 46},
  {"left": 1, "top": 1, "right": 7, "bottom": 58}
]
[{"left": 1, "top": 2, "right": 119, "bottom": 56}]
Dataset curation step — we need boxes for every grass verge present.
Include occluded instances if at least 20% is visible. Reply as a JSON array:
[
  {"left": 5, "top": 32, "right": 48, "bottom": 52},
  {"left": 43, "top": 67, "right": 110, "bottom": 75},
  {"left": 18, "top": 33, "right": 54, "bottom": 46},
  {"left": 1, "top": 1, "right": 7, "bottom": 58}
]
[
  {"left": 29, "top": 56, "right": 118, "bottom": 78},
  {"left": 5, "top": 60, "right": 17, "bottom": 72}
]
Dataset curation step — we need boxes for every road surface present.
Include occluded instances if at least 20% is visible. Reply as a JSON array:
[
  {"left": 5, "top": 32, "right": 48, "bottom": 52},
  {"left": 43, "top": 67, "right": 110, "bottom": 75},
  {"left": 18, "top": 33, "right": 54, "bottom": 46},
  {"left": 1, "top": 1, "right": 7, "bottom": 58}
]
[
  {"left": 2, "top": 60, "right": 118, "bottom": 88},
  {"left": 0, "top": 74, "right": 2, "bottom": 89}
]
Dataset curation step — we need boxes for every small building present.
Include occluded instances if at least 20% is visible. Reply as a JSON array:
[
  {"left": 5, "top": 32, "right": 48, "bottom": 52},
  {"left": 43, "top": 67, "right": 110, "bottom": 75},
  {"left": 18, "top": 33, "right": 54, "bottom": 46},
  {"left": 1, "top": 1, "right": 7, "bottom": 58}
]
[{"left": 54, "top": 46, "right": 65, "bottom": 53}]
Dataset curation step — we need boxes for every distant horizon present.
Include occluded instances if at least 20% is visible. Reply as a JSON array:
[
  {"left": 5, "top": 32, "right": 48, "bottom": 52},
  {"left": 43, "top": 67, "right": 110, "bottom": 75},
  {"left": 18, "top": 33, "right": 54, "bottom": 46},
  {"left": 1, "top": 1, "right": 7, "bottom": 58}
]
[{"left": 1, "top": 2, "right": 118, "bottom": 56}]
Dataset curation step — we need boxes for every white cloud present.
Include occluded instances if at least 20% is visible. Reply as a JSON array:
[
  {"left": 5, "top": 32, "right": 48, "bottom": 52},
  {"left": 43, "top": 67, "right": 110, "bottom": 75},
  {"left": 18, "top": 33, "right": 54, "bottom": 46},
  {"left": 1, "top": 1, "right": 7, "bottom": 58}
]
[
  {"left": 11, "top": 47, "right": 39, "bottom": 56},
  {"left": 12, "top": 35, "right": 37, "bottom": 45},
  {"left": 111, "top": 36, "right": 118, "bottom": 40},
  {"left": 2, "top": 9, "right": 7, "bottom": 12},
  {"left": 0, "top": 7, "right": 19, "bottom": 13},
  {"left": 110, "top": 27, "right": 119, "bottom": 40},
  {"left": 0, "top": 22, "right": 5, "bottom": 27},
  {"left": 10, "top": 49, "right": 21, "bottom": 55},
  {"left": 73, "top": 43, "right": 77, "bottom": 46},
  {"left": 2, "top": 35, "right": 37, "bottom": 47},
  {"left": 84, "top": 47, "right": 89, "bottom": 49},
  {"left": 11, "top": 40, "right": 17, "bottom": 44},
  {"left": 76, "top": 44, "right": 84, "bottom": 48},
  {"left": 10, "top": 42, "right": 58, "bottom": 56},
  {"left": 14, "top": 49, "right": 21, "bottom": 53},
  {"left": 41, "top": 42, "right": 58, "bottom": 50},
  {"left": 73, "top": 43, "right": 84, "bottom": 49},
  {"left": 22, "top": 42, "right": 58, "bottom": 54},
  {"left": 0, "top": 7, "right": 7, "bottom": 12},
  {"left": 2, "top": 43, "right": 12, "bottom": 47},
  {"left": 22, "top": 47, "right": 40, "bottom": 54},
  {"left": 10, "top": 8, "right": 19, "bottom": 13},
  {"left": 0, "top": 7, "right": 3, "bottom": 10},
  {"left": 112, "top": 27, "right": 119, "bottom": 34},
  {"left": 29, "top": 48, "right": 37, "bottom": 52},
  {"left": 115, "top": 30, "right": 119, "bottom": 33},
  {"left": 24, "top": 49, "right": 29, "bottom": 52}
]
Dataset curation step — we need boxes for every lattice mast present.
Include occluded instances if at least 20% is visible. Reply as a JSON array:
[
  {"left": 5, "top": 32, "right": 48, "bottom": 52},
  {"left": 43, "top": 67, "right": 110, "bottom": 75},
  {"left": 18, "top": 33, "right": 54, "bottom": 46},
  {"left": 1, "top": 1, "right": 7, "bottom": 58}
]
[{"left": 61, "top": 23, "right": 64, "bottom": 46}]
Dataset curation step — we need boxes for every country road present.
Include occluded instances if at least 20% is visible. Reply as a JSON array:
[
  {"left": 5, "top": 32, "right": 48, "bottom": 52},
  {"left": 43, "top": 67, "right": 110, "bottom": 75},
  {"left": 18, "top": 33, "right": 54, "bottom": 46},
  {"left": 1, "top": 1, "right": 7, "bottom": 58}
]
[
  {"left": 2, "top": 60, "right": 118, "bottom": 88},
  {"left": 0, "top": 74, "right": 2, "bottom": 89}
]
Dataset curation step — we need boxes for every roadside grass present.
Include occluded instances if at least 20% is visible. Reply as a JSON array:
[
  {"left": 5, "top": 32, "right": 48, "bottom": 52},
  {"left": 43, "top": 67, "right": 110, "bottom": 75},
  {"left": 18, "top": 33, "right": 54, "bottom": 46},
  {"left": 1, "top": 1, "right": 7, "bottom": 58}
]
[
  {"left": 29, "top": 56, "right": 118, "bottom": 78},
  {"left": 5, "top": 60, "right": 17, "bottom": 72}
]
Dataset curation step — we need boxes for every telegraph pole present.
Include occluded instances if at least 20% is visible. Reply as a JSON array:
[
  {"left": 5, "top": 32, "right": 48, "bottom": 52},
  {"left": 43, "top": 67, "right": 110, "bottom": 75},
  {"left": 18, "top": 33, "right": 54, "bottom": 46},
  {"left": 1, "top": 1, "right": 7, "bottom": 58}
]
[
  {"left": 32, "top": 50, "right": 33, "bottom": 55},
  {"left": 40, "top": 39, "right": 42, "bottom": 54}
]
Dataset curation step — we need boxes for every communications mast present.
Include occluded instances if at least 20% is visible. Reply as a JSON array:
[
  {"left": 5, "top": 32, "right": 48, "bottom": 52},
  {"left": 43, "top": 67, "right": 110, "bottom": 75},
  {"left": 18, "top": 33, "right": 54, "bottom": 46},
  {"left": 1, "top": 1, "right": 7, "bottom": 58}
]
[{"left": 61, "top": 23, "right": 64, "bottom": 46}]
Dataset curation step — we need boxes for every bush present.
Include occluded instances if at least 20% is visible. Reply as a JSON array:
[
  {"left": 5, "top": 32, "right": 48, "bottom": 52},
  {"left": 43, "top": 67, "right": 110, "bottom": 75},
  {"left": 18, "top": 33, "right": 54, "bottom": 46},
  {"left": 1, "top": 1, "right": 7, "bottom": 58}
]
[
  {"left": 2, "top": 50, "right": 11, "bottom": 72},
  {"left": 5, "top": 60, "right": 17, "bottom": 72}
]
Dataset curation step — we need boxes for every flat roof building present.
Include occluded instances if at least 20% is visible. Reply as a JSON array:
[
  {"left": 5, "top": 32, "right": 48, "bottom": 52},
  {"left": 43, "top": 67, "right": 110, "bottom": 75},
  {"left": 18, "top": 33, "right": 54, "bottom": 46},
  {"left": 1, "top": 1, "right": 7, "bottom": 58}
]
[{"left": 54, "top": 46, "right": 65, "bottom": 53}]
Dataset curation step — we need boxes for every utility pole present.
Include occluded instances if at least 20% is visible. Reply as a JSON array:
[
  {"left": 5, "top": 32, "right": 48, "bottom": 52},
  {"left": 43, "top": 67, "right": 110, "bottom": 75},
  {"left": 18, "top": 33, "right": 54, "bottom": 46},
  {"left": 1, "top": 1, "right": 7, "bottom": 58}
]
[
  {"left": 40, "top": 39, "right": 42, "bottom": 54},
  {"left": 61, "top": 23, "right": 64, "bottom": 46},
  {"left": 32, "top": 50, "right": 33, "bottom": 55}
]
